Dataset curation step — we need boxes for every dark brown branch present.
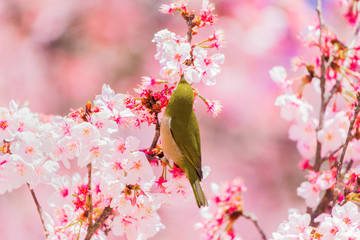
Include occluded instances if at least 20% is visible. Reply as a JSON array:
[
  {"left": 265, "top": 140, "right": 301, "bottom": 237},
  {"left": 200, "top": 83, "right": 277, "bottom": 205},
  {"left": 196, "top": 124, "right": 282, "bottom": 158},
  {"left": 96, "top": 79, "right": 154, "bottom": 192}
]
[
  {"left": 313, "top": 7, "right": 342, "bottom": 171},
  {"left": 84, "top": 206, "right": 113, "bottom": 240},
  {"left": 345, "top": 159, "right": 354, "bottom": 173},
  {"left": 311, "top": 189, "right": 333, "bottom": 226},
  {"left": 314, "top": 0, "right": 326, "bottom": 172},
  {"left": 353, "top": 186, "right": 360, "bottom": 195},
  {"left": 317, "top": 80, "right": 342, "bottom": 163},
  {"left": 333, "top": 94, "right": 360, "bottom": 205},
  {"left": 324, "top": 80, "right": 340, "bottom": 107},
  {"left": 242, "top": 212, "right": 267, "bottom": 240},
  {"left": 353, "top": 177, "right": 360, "bottom": 193},
  {"left": 320, "top": 133, "right": 352, "bottom": 164},
  {"left": 27, "top": 183, "right": 49, "bottom": 238},
  {"left": 350, "top": 16, "right": 360, "bottom": 48},
  {"left": 321, "top": 143, "right": 344, "bottom": 164},
  {"left": 185, "top": 13, "right": 195, "bottom": 44},
  {"left": 150, "top": 113, "right": 160, "bottom": 150},
  {"left": 87, "top": 163, "right": 93, "bottom": 230},
  {"left": 311, "top": 1, "right": 345, "bottom": 221}
]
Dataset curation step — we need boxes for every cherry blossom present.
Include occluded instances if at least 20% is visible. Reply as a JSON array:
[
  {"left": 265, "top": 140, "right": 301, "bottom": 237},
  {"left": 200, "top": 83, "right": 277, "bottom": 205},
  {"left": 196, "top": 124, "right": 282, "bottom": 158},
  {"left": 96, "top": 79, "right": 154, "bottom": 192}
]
[
  {"left": 275, "top": 94, "right": 313, "bottom": 123},
  {"left": 270, "top": 66, "right": 294, "bottom": 92},
  {"left": 196, "top": 178, "right": 246, "bottom": 239},
  {"left": 0, "top": 107, "right": 19, "bottom": 141},
  {"left": 297, "top": 181, "right": 321, "bottom": 208},
  {"left": 271, "top": 209, "right": 313, "bottom": 240},
  {"left": 193, "top": 47, "right": 224, "bottom": 86},
  {"left": 94, "top": 84, "right": 128, "bottom": 113},
  {"left": 339, "top": 0, "right": 360, "bottom": 25}
]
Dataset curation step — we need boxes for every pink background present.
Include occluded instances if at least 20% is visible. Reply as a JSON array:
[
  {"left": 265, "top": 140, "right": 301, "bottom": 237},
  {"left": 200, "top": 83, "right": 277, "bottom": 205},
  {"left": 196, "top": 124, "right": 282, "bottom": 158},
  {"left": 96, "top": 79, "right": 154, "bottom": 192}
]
[{"left": 0, "top": 0, "right": 352, "bottom": 239}]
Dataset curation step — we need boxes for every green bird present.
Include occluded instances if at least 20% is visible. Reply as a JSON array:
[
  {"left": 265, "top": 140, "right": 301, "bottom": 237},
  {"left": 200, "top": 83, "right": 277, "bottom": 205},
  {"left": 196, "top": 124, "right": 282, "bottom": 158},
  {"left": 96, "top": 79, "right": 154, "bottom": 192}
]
[{"left": 160, "top": 75, "right": 208, "bottom": 208}]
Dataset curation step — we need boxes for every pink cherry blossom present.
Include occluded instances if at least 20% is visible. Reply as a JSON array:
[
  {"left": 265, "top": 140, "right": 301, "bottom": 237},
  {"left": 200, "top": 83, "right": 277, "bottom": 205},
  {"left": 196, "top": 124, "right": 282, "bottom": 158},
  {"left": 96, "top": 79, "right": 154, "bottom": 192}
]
[
  {"left": 271, "top": 209, "right": 313, "bottom": 240},
  {"left": 297, "top": 181, "right": 321, "bottom": 208},
  {"left": 318, "top": 117, "right": 347, "bottom": 156},
  {"left": 94, "top": 84, "right": 128, "bottom": 113},
  {"left": 90, "top": 109, "right": 118, "bottom": 138},
  {"left": 269, "top": 66, "right": 293, "bottom": 92},
  {"left": 193, "top": 46, "right": 225, "bottom": 86},
  {"left": 71, "top": 122, "right": 100, "bottom": 144},
  {"left": 196, "top": 178, "right": 246, "bottom": 239},
  {"left": 0, "top": 107, "right": 19, "bottom": 141},
  {"left": 275, "top": 94, "right": 313, "bottom": 123}
]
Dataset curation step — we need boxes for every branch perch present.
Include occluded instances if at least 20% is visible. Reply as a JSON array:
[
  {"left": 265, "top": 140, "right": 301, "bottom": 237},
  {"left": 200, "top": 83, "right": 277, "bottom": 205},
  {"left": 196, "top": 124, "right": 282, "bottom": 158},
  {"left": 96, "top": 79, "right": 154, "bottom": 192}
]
[
  {"left": 84, "top": 206, "right": 113, "bottom": 240},
  {"left": 150, "top": 113, "right": 160, "bottom": 150},
  {"left": 87, "top": 163, "right": 93, "bottom": 230},
  {"left": 242, "top": 212, "right": 267, "bottom": 240},
  {"left": 27, "top": 183, "right": 49, "bottom": 238},
  {"left": 333, "top": 93, "right": 360, "bottom": 205},
  {"left": 314, "top": 0, "right": 327, "bottom": 172}
]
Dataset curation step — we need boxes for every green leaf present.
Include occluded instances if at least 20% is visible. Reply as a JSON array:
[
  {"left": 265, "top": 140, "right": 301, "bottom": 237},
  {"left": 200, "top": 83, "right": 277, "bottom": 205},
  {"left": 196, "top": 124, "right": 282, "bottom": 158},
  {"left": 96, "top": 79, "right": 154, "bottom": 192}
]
[{"left": 345, "top": 90, "right": 357, "bottom": 100}]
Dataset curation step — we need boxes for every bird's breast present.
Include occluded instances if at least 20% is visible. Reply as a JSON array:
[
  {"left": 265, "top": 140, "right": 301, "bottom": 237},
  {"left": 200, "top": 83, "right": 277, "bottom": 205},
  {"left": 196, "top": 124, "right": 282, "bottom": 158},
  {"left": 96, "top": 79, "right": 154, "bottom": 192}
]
[{"left": 160, "top": 115, "right": 185, "bottom": 165}]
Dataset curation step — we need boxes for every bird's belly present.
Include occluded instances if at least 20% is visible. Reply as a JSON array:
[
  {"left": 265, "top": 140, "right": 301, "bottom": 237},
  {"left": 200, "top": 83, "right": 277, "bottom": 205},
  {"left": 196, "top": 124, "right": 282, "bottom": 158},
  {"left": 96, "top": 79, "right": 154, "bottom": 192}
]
[{"left": 160, "top": 116, "right": 184, "bottom": 165}]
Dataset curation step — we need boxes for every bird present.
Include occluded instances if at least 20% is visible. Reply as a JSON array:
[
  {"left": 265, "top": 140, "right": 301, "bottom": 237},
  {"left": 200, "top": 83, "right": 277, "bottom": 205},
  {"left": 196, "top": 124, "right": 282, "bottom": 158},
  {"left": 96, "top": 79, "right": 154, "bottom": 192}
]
[{"left": 160, "top": 75, "right": 208, "bottom": 207}]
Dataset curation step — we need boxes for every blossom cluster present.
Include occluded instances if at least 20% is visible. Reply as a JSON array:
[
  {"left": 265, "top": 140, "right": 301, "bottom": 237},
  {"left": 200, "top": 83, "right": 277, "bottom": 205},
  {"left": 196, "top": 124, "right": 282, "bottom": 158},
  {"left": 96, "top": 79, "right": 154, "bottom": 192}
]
[
  {"left": 270, "top": 0, "right": 360, "bottom": 238},
  {"left": 155, "top": 0, "right": 225, "bottom": 86},
  {"left": 153, "top": 28, "right": 224, "bottom": 86},
  {"left": 271, "top": 11, "right": 360, "bottom": 206},
  {"left": 126, "top": 0, "right": 225, "bottom": 121},
  {"left": 196, "top": 179, "right": 246, "bottom": 240},
  {"left": 271, "top": 201, "right": 360, "bottom": 239},
  {"left": 339, "top": 0, "right": 360, "bottom": 25},
  {"left": 0, "top": 85, "right": 192, "bottom": 239},
  {"left": 194, "top": 1, "right": 360, "bottom": 238}
]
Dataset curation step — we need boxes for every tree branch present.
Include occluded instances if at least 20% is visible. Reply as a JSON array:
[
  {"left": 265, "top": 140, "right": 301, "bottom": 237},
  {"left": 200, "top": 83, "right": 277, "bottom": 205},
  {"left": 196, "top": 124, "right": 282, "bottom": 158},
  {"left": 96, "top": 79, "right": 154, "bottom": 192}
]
[
  {"left": 324, "top": 79, "right": 340, "bottom": 107},
  {"left": 87, "top": 163, "right": 93, "bottom": 230},
  {"left": 310, "top": 188, "right": 333, "bottom": 226},
  {"left": 84, "top": 206, "right": 113, "bottom": 240},
  {"left": 321, "top": 143, "right": 345, "bottom": 164},
  {"left": 314, "top": 0, "right": 326, "bottom": 172},
  {"left": 345, "top": 159, "right": 354, "bottom": 173},
  {"left": 242, "top": 212, "right": 267, "bottom": 240},
  {"left": 350, "top": 16, "right": 360, "bottom": 48},
  {"left": 150, "top": 113, "right": 160, "bottom": 150},
  {"left": 333, "top": 93, "right": 360, "bottom": 205},
  {"left": 186, "top": 13, "right": 195, "bottom": 44},
  {"left": 27, "top": 183, "right": 49, "bottom": 238}
]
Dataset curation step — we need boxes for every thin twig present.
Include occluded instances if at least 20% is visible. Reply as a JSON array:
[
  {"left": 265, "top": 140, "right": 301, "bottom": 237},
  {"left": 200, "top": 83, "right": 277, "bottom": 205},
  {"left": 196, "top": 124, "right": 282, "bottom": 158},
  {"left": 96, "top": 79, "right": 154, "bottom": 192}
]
[
  {"left": 324, "top": 79, "right": 341, "bottom": 107},
  {"left": 333, "top": 93, "right": 360, "bottom": 205},
  {"left": 311, "top": 0, "right": 342, "bottom": 221},
  {"left": 321, "top": 143, "right": 345, "bottom": 164},
  {"left": 313, "top": 8, "right": 342, "bottom": 171},
  {"left": 150, "top": 113, "right": 160, "bottom": 150},
  {"left": 27, "top": 183, "right": 49, "bottom": 238},
  {"left": 340, "top": 173, "right": 359, "bottom": 206},
  {"left": 310, "top": 189, "right": 333, "bottom": 226},
  {"left": 314, "top": 0, "right": 326, "bottom": 172},
  {"left": 353, "top": 186, "right": 360, "bottom": 195},
  {"left": 84, "top": 206, "right": 113, "bottom": 240},
  {"left": 242, "top": 212, "right": 267, "bottom": 240},
  {"left": 320, "top": 132, "right": 352, "bottom": 164},
  {"left": 350, "top": 16, "right": 360, "bottom": 48},
  {"left": 353, "top": 177, "right": 360, "bottom": 193},
  {"left": 87, "top": 163, "right": 93, "bottom": 230},
  {"left": 186, "top": 13, "right": 195, "bottom": 44},
  {"left": 345, "top": 159, "right": 354, "bottom": 173}
]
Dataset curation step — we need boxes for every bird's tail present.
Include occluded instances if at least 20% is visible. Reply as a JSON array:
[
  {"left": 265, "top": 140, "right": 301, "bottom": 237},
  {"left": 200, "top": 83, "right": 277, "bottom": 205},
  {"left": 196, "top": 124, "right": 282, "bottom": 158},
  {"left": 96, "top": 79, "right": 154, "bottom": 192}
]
[{"left": 191, "top": 179, "right": 208, "bottom": 208}]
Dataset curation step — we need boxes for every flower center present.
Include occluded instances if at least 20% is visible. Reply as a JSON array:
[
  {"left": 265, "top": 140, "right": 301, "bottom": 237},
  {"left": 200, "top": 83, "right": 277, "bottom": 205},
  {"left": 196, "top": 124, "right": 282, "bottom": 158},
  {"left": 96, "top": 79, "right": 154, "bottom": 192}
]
[{"left": 0, "top": 120, "right": 8, "bottom": 130}]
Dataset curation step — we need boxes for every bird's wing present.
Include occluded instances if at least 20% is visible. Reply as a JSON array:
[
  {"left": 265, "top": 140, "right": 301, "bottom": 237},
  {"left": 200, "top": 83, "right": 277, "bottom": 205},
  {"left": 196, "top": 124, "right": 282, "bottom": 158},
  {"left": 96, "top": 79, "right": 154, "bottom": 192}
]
[{"left": 170, "top": 112, "right": 203, "bottom": 179}]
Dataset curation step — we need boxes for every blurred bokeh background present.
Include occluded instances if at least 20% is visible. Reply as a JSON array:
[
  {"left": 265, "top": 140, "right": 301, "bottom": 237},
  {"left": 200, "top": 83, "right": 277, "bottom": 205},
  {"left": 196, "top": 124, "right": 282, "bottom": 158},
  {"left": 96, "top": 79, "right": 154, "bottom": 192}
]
[{"left": 0, "top": 0, "right": 354, "bottom": 239}]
